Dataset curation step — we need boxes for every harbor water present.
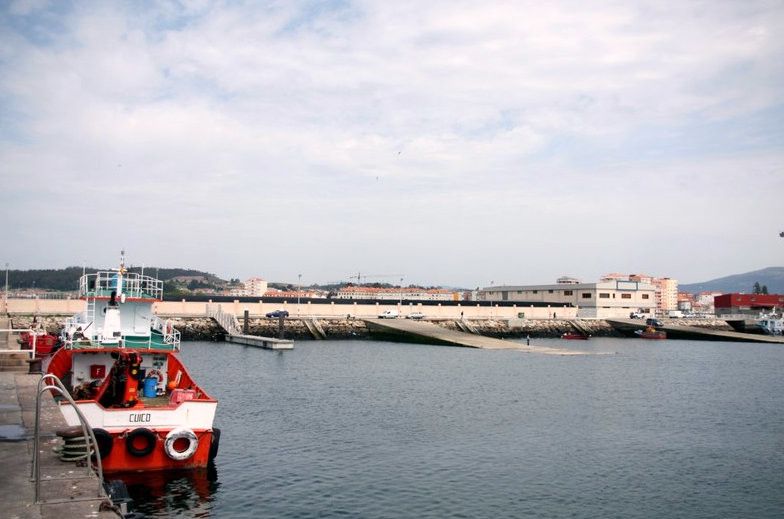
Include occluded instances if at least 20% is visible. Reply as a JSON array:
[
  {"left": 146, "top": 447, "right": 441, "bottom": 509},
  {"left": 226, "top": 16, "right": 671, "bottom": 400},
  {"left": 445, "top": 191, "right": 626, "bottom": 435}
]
[{"left": 123, "top": 338, "right": 784, "bottom": 518}]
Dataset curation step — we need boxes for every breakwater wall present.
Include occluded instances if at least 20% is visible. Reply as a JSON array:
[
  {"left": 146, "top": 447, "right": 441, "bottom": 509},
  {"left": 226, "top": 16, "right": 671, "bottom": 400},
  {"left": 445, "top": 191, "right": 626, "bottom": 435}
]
[{"left": 8, "top": 315, "right": 733, "bottom": 342}]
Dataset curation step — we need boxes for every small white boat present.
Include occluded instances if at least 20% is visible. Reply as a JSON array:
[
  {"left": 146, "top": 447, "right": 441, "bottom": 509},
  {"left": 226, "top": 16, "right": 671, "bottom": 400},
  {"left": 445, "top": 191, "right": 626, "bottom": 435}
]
[{"left": 758, "top": 313, "right": 783, "bottom": 336}]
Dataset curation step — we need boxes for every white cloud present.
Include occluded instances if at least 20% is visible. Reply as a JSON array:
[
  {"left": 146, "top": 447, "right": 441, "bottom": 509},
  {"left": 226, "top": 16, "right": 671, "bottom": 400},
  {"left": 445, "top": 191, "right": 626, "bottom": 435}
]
[{"left": 1, "top": 0, "right": 782, "bottom": 285}]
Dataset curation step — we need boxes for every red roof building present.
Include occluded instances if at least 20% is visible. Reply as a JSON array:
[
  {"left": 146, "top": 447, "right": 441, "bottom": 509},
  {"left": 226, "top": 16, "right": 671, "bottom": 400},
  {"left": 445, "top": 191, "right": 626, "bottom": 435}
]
[{"left": 714, "top": 293, "right": 784, "bottom": 316}]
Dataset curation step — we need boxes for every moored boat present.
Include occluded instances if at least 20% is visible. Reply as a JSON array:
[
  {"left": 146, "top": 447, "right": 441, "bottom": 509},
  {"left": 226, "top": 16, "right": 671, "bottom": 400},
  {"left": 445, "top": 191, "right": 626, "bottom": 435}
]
[
  {"left": 19, "top": 329, "right": 60, "bottom": 357},
  {"left": 561, "top": 332, "right": 590, "bottom": 340},
  {"left": 757, "top": 313, "right": 783, "bottom": 336},
  {"left": 635, "top": 326, "right": 666, "bottom": 340},
  {"left": 46, "top": 253, "right": 219, "bottom": 472}
]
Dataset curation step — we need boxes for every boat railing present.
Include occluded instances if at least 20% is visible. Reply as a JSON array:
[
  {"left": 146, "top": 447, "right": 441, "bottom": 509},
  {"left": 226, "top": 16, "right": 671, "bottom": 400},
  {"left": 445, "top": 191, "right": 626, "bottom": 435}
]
[
  {"left": 79, "top": 271, "right": 163, "bottom": 300},
  {"left": 60, "top": 315, "right": 180, "bottom": 351},
  {"left": 151, "top": 316, "right": 182, "bottom": 350}
]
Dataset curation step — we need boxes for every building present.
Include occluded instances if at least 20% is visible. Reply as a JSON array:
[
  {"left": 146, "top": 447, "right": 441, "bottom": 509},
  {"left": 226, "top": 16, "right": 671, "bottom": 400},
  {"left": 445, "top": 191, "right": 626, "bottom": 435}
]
[
  {"left": 335, "top": 286, "right": 462, "bottom": 301},
  {"left": 713, "top": 293, "right": 784, "bottom": 317},
  {"left": 602, "top": 273, "right": 678, "bottom": 314},
  {"left": 477, "top": 278, "right": 656, "bottom": 318},
  {"left": 243, "top": 277, "right": 268, "bottom": 297},
  {"left": 694, "top": 291, "right": 722, "bottom": 314}
]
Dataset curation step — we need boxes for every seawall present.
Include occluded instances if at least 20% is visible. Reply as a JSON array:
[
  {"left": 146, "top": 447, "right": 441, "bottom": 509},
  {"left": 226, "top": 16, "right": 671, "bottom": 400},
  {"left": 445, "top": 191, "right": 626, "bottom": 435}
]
[{"left": 8, "top": 314, "right": 733, "bottom": 341}]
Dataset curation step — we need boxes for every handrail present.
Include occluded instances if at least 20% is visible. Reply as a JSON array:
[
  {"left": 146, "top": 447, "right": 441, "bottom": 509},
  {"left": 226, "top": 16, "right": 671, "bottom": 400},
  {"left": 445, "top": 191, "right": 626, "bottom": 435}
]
[
  {"left": 0, "top": 327, "right": 37, "bottom": 357},
  {"left": 206, "top": 304, "right": 242, "bottom": 336},
  {"left": 32, "top": 374, "right": 105, "bottom": 504}
]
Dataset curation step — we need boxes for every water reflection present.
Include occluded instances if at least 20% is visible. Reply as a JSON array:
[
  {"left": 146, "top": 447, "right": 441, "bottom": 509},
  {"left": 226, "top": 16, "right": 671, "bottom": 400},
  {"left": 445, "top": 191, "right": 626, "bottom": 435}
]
[{"left": 116, "top": 464, "right": 219, "bottom": 518}]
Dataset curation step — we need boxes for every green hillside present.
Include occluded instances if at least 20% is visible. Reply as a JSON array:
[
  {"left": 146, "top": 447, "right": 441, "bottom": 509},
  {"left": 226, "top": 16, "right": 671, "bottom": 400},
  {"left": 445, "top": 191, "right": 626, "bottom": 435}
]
[{"left": 3, "top": 266, "right": 225, "bottom": 292}]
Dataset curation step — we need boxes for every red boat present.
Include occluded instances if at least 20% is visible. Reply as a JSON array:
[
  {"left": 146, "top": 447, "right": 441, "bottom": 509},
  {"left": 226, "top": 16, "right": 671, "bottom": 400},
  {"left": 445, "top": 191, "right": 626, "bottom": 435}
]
[
  {"left": 18, "top": 330, "right": 60, "bottom": 357},
  {"left": 561, "top": 332, "right": 590, "bottom": 340},
  {"left": 635, "top": 326, "right": 667, "bottom": 340},
  {"left": 45, "top": 253, "right": 219, "bottom": 473}
]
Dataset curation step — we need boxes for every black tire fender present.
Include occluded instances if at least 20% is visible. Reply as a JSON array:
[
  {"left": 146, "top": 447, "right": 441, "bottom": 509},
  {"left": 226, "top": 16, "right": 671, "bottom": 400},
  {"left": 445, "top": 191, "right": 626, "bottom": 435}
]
[
  {"left": 126, "top": 428, "right": 156, "bottom": 457},
  {"left": 92, "top": 428, "right": 114, "bottom": 460},
  {"left": 209, "top": 428, "right": 221, "bottom": 460}
]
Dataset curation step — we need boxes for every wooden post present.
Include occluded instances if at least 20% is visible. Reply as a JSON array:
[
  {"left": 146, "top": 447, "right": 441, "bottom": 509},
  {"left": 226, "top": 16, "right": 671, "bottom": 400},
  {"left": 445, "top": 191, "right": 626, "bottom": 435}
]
[
  {"left": 278, "top": 315, "right": 285, "bottom": 339},
  {"left": 243, "top": 310, "right": 249, "bottom": 334}
]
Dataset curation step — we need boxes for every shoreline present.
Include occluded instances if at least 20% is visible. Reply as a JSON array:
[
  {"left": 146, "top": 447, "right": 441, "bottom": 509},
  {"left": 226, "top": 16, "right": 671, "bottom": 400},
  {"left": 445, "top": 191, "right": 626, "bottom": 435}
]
[{"left": 9, "top": 315, "right": 735, "bottom": 342}]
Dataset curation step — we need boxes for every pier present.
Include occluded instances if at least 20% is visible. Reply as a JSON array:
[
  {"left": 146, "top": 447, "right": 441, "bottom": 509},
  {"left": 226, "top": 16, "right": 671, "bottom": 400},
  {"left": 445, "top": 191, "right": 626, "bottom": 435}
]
[
  {"left": 0, "top": 370, "right": 118, "bottom": 518},
  {"left": 607, "top": 319, "right": 784, "bottom": 344},
  {"left": 207, "top": 304, "right": 293, "bottom": 350},
  {"left": 363, "top": 318, "right": 586, "bottom": 354}
]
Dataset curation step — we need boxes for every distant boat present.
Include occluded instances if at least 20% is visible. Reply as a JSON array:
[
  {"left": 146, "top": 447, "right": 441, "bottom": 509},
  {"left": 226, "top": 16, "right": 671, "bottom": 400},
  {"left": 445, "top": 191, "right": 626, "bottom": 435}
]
[
  {"left": 18, "top": 329, "right": 60, "bottom": 357},
  {"left": 635, "top": 326, "right": 666, "bottom": 340},
  {"left": 561, "top": 332, "right": 590, "bottom": 340},
  {"left": 757, "top": 313, "right": 783, "bottom": 336}
]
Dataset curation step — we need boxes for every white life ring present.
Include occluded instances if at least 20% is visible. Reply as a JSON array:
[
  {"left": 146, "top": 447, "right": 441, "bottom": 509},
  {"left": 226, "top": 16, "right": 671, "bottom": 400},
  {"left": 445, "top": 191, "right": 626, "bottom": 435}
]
[
  {"left": 164, "top": 427, "right": 199, "bottom": 461},
  {"left": 146, "top": 369, "right": 164, "bottom": 382}
]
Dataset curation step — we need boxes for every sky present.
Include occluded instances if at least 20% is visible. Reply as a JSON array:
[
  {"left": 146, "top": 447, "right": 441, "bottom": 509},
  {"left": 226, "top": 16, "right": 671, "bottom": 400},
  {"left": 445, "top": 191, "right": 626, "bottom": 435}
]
[{"left": 1, "top": 0, "right": 782, "bottom": 288}]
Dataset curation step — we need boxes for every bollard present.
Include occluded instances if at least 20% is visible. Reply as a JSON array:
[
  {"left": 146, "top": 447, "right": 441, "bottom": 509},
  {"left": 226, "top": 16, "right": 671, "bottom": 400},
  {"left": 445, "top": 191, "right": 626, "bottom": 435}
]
[{"left": 27, "top": 357, "right": 43, "bottom": 374}]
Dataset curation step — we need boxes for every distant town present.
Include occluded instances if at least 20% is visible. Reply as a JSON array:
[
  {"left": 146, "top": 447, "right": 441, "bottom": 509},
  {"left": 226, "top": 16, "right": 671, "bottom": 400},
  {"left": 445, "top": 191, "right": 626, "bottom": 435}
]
[{"left": 4, "top": 266, "right": 782, "bottom": 321}]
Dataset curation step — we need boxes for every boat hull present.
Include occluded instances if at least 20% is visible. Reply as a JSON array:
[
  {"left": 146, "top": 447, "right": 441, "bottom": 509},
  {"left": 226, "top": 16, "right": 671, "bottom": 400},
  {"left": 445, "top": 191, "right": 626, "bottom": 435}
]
[
  {"left": 47, "top": 347, "right": 218, "bottom": 472},
  {"left": 635, "top": 330, "right": 667, "bottom": 339},
  {"left": 92, "top": 428, "right": 215, "bottom": 472}
]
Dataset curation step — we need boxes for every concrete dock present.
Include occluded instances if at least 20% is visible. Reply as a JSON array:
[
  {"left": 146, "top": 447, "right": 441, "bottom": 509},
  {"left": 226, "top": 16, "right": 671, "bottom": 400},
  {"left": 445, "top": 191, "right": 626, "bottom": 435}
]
[
  {"left": 0, "top": 318, "right": 117, "bottom": 517},
  {"left": 363, "top": 318, "right": 586, "bottom": 355},
  {"left": 0, "top": 372, "right": 118, "bottom": 518},
  {"left": 607, "top": 319, "right": 784, "bottom": 344},
  {"left": 225, "top": 334, "right": 294, "bottom": 349}
]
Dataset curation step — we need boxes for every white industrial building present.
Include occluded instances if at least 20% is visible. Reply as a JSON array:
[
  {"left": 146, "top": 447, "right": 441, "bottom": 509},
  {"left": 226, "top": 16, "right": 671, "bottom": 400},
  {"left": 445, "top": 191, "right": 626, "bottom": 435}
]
[{"left": 477, "top": 279, "right": 657, "bottom": 318}]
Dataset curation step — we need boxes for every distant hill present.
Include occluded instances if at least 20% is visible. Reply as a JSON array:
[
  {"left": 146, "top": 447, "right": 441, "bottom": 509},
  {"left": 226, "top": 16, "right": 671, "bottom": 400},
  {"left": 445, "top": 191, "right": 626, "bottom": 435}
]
[
  {"left": 680, "top": 267, "right": 784, "bottom": 294},
  {"left": 5, "top": 266, "right": 225, "bottom": 291}
]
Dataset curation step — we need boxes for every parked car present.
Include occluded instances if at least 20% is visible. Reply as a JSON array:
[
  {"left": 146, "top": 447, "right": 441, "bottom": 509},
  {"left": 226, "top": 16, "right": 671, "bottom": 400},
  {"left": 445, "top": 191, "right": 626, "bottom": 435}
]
[
  {"left": 406, "top": 312, "right": 425, "bottom": 320},
  {"left": 646, "top": 318, "right": 663, "bottom": 328},
  {"left": 378, "top": 310, "right": 399, "bottom": 319},
  {"left": 266, "top": 310, "right": 289, "bottom": 318}
]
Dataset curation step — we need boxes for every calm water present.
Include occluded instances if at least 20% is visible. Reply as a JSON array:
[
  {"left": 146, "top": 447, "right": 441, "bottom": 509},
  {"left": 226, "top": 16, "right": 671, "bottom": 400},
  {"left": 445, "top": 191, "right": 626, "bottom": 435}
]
[{"left": 123, "top": 338, "right": 784, "bottom": 518}]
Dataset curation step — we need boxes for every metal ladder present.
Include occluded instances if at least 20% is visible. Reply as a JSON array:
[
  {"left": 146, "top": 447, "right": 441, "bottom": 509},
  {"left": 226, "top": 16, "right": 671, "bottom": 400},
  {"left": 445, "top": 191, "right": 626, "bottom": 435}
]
[
  {"left": 85, "top": 297, "right": 96, "bottom": 325},
  {"left": 31, "top": 374, "right": 107, "bottom": 505}
]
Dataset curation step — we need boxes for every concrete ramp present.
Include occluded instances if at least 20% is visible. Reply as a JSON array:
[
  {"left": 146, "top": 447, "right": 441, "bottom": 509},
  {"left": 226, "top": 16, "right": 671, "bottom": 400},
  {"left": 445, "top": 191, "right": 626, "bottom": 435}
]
[
  {"left": 303, "top": 319, "right": 327, "bottom": 340},
  {"left": 363, "top": 318, "right": 584, "bottom": 355},
  {"left": 606, "top": 319, "right": 784, "bottom": 344}
]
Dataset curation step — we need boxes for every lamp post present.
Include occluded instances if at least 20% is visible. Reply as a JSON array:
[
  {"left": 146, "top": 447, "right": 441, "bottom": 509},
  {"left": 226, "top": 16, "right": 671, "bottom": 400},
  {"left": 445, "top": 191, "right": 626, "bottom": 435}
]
[
  {"left": 399, "top": 278, "right": 403, "bottom": 308},
  {"left": 4, "top": 263, "right": 8, "bottom": 312},
  {"left": 489, "top": 281, "right": 494, "bottom": 317},
  {"left": 297, "top": 274, "right": 302, "bottom": 315}
]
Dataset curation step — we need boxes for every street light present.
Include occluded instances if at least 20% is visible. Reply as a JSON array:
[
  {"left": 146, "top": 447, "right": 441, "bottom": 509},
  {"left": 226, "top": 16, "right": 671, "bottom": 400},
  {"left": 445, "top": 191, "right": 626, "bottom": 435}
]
[
  {"left": 4, "top": 263, "right": 8, "bottom": 312},
  {"left": 399, "top": 278, "right": 403, "bottom": 307}
]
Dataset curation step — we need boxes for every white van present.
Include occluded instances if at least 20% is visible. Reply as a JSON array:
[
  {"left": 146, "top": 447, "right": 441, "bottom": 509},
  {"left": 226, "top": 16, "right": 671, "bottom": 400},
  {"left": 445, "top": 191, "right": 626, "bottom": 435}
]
[{"left": 378, "top": 310, "right": 399, "bottom": 319}]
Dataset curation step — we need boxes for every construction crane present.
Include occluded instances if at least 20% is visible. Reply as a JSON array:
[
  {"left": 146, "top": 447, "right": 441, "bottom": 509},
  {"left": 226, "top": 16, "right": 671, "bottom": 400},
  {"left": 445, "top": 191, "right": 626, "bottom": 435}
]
[{"left": 347, "top": 272, "right": 403, "bottom": 285}]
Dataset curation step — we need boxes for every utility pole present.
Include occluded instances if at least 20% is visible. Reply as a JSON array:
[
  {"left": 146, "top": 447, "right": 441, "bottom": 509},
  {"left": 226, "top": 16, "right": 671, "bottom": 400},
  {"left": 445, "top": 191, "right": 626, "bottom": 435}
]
[
  {"left": 399, "top": 277, "right": 403, "bottom": 307},
  {"left": 4, "top": 262, "right": 8, "bottom": 313},
  {"left": 298, "top": 273, "right": 302, "bottom": 315}
]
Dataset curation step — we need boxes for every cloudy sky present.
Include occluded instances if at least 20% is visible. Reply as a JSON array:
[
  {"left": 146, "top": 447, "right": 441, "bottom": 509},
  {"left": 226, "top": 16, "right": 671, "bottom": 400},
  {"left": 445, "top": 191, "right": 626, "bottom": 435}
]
[{"left": 1, "top": 0, "right": 782, "bottom": 288}]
